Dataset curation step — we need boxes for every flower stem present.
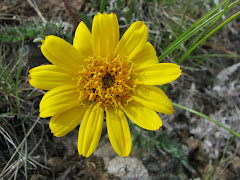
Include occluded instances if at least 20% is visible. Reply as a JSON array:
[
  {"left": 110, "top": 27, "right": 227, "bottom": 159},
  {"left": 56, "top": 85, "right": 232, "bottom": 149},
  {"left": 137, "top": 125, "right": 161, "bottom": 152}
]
[
  {"left": 172, "top": 102, "right": 240, "bottom": 138},
  {"left": 100, "top": 0, "right": 106, "bottom": 14},
  {"left": 62, "top": 0, "right": 79, "bottom": 25}
]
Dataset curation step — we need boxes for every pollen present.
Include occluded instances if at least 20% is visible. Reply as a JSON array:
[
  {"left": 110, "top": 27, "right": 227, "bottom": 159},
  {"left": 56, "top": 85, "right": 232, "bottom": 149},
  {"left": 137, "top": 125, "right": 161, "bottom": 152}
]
[{"left": 78, "top": 54, "right": 136, "bottom": 109}]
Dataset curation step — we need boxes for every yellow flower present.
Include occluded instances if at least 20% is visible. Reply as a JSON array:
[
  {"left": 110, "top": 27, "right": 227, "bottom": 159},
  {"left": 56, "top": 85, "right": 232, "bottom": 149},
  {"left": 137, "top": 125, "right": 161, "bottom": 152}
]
[{"left": 28, "top": 13, "right": 181, "bottom": 157}]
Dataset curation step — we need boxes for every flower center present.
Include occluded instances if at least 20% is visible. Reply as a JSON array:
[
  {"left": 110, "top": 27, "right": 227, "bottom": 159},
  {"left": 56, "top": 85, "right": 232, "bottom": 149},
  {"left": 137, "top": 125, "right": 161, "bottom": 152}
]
[
  {"left": 102, "top": 73, "right": 115, "bottom": 88},
  {"left": 78, "top": 54, "right": 136, "bottom": 109}
]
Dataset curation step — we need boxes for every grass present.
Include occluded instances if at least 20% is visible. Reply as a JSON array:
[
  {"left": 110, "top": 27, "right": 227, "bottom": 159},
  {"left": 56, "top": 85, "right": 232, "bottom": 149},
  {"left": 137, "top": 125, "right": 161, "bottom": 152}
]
[
  {"left": 0, "top": 0, "right": 240, "bottom": 179},
  {"left": 16, "top": 37, "right": 28, "bottom": 180},
  {"left": 0, "top": 21, "right": 73, "bottom": 44},
  {"left": 131, "top": 125, "right": 196, "bottom": 173},
  {"left": 0, "top": 33, "right": 45, "bottom": 179}
]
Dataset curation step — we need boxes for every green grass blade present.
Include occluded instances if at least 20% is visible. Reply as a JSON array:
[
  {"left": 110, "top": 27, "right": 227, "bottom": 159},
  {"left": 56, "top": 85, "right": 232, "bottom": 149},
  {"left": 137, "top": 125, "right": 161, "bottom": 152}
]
[
  {"left": 186, "top": 0, "right": 231, "bottom": 52},
  {"left": 205, "top": 135, "right": 235, "bottom": 180},
  {"left": 15, "top": 37, "right": 28, "bottom": 180},
  {"left": 1, "top": 117, "right": 40, "bottom": 178},
  {"left": 158, "top": 0, "right": 239, "bottom": 62},
  {"left": 0, "top": 112, "right": 15, "bottom": 118},
  {"left": 178, "top": 10, "right": 240, "bottom": 64},
  {"left": 172, "top": 102, "right": 240, "bottom": 138},
  {"left": 100, "top": 0, "right": 106, "bottom": 13}
]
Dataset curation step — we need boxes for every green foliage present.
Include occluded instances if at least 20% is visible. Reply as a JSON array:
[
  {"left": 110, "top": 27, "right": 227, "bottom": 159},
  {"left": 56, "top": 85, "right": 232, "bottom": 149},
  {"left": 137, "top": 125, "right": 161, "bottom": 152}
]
[
  {"left": 89, "top": 0, "right": 101, "bottom": 10},
  {"left": 41, "top": 21, "right": 73, "bottom": 43},
  {"left": 0, "top": 21, "right": 73, "bottom": 44},
  {"left": 157, "top": 0, "right": 239, "bottom": 64},
  {"left": 103, "top": 0, "right": 239, "bottom": 67},
  {"left": 131, "top": 126, "right": 196, "bottom": 173},
  {"left": 76, "top": 11, "right": 92, "bottom": 30},
  {"left": 0, "top": 22, "right": 41, "bottom": 43}
]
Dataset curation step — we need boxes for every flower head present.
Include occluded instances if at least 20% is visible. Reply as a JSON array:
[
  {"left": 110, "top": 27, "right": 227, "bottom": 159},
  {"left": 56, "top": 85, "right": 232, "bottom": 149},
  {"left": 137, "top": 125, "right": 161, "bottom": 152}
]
[{"left": 29, "top": 13, "right": 181, "bottom": 157}]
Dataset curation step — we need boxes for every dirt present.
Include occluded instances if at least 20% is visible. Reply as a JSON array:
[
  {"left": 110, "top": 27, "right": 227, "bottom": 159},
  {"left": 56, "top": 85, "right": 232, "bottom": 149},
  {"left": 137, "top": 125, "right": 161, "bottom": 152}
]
[{"left": 0, "top": 0, "right": 93, "bottom": 24}]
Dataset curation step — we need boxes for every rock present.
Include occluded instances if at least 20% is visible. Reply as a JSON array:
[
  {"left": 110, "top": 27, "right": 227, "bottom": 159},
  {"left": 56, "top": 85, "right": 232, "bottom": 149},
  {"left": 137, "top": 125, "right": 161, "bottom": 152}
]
[
  {"left": 108, "top": 156, "right": 149, "bottom": 180},
  {"left": 94, "top": 134, "right": 117, "bottom": 168}
]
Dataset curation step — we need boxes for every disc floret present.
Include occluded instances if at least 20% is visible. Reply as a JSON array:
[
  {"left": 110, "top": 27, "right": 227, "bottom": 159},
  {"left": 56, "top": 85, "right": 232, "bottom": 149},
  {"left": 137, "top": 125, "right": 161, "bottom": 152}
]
[{"left": 78, "top": 54, "right": 135, "bottom": 109}]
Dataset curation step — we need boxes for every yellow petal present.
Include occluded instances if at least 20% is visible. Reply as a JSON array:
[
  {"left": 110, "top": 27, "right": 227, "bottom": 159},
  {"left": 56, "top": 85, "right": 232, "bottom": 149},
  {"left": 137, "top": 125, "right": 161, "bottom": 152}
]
[
  {"left": 92, "top": 13, "right": 119, "bottom": 57},
  {"left": 131, "top": 42, "right": 158, "bottom": 69},
  {"left": 133, "top": 85, "right": 174, "bottom": 115},
  {"left": 78, "top": 103, "right": 104, "bottom": 157},
  {"left": 115, "top": 21, "right": 148, "bottom": 60},
  {"left": 133, "top": 63, "right": 182, "bottom": 85},
  {"left": 49, "top": 100, "right": 89, "bottom": 137},
  {"left": 122, "top": 101, "right": 162, "bottom": 131},
  {"left": 41, "top": 35, "right": 86, "bottom": 76},
  {"left": 106, "top": 107, "right": 131, "bottom": 157},
  {"left": 40, "top": 85, "right": 84, "bottom": 118},
  {"left": 73, "top": 21, "right": 93, "bottom": 58},
  {"left": 29, "top": 65, "right": 76, "bottom": 90}
]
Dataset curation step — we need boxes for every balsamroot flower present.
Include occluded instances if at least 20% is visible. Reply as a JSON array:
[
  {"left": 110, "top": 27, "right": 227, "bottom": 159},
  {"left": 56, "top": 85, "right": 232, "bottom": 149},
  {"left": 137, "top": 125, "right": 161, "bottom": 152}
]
[{"left": 29, "top": 13, "right": 181, "bottom": 157}]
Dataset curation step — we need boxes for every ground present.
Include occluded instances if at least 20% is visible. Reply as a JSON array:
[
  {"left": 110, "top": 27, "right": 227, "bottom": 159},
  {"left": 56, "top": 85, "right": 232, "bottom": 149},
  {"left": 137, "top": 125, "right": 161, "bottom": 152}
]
[{"left": 0, "top": 0, "right": 240, "bottom": 180}]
